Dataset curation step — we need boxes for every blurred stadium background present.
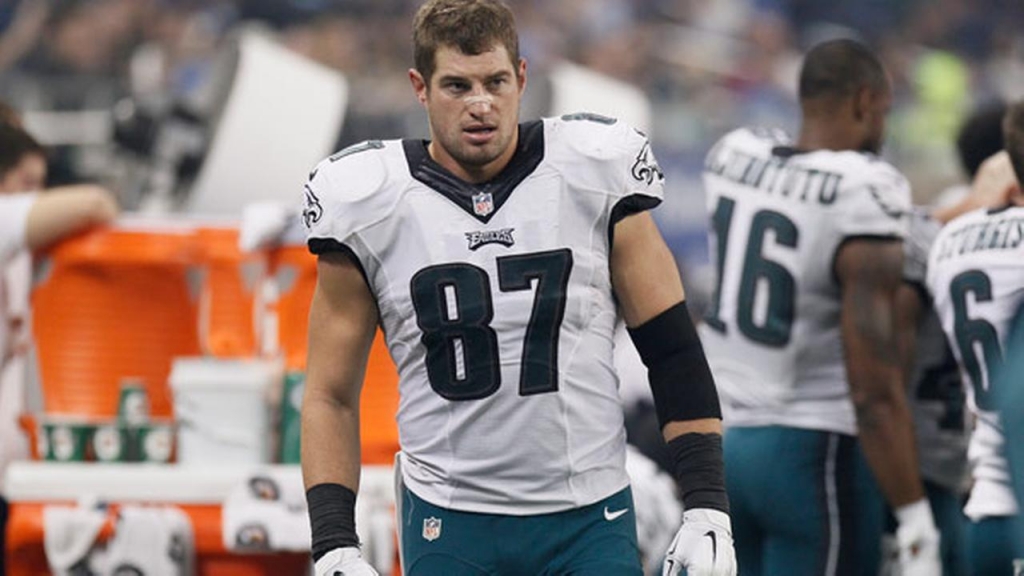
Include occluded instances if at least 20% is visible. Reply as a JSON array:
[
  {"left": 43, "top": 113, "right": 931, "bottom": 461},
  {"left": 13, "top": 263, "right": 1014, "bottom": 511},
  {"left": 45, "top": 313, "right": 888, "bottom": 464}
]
[
  {"left": 2, "top": 0, "right": 1023, "bottom": 574},
  {"left": 3, "top": 0, "right": 1022, "bottom": 293}
]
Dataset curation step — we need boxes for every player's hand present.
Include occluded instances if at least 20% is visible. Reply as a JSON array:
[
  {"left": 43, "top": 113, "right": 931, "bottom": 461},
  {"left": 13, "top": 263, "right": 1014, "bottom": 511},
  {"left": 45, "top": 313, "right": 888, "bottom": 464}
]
[
  {"left": 314, "top": 547, "right": 379, "bottom": 576},
  {"left": 970, "top": 151, "right": 1019, "bottom": 208},
  {"left": 662, "top": 508, "right": 737, "bottom": 576},
  {"left": 895, "top": 500, "right": 942, "bottom": 576}
]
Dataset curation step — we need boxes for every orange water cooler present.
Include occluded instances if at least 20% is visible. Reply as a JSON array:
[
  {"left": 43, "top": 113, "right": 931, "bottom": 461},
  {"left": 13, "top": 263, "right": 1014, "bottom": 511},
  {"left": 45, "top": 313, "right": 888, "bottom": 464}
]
[
  {"left": 31, "top": 222, "right": 202, "bottom": 418},
  {"left": 8, "top": 222, "right": 309, "bottom": 575}
]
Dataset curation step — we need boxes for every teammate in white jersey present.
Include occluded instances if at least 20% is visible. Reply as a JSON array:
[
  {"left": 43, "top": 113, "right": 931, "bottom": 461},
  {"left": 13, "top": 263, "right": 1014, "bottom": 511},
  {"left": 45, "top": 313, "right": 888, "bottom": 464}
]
[
  {"left": 927, "top": 100, "right": 1024, "bottom": 575},
  {"left": 887, "top": 105, "right": 1018, "bottom": 576},
  {"left": 300, "top": 1, "right": 736, "bottom": 575},
  {"left": 700, "top": 39, "right": 940, "bottom": 576}
]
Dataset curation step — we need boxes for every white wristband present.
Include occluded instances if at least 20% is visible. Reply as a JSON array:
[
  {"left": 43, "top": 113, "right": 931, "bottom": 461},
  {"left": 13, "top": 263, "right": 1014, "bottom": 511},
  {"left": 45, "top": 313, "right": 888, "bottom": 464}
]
[{"left": 895, "top": 498, "right": 934, "bottom": 527}]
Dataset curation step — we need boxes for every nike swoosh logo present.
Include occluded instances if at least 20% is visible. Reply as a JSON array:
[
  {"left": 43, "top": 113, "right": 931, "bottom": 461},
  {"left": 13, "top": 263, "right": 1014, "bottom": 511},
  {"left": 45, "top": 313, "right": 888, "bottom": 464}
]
[
  {"left": 604, "top": 506, "right": 629, "bottom": 521},
  {"left": 704, "top": 530, "right": 718, "bottom": 560}
]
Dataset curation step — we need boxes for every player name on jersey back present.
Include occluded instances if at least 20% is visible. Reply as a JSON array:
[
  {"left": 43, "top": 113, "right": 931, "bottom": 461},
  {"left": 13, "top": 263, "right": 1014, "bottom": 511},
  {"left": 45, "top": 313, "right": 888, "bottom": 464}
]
[
  {"left": 926, "top": 206, "right": 1024, "bottom": 519},
  {"left": 699, "top": 127, "right": 910, "bottom": 435},
  {"left": 705, "top": 144, "right": 843, "bottom": 207}
]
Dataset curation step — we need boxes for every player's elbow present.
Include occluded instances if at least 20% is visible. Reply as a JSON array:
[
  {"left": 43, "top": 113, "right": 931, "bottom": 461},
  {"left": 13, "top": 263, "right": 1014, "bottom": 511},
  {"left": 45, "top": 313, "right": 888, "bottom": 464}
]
[
  {"left": 850, "top": 382, "right": 904, "bottom": 426},
  {"left": 80, "top": 185, "right": 119, "bottom": 225}
]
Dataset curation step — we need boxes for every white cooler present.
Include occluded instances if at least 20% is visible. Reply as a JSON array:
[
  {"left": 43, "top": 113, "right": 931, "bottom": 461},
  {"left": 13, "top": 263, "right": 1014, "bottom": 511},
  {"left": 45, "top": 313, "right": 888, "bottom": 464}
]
[{"left": 170, "top": 357, "right": 282, "bottom": 464}]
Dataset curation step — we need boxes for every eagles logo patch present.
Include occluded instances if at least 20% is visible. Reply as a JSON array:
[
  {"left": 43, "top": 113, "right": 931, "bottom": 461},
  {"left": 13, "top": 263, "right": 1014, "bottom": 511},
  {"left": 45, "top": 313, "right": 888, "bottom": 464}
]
[
  {"left": 631, "top": 140, "right": 664, "bottom": 186},
  {"left": 303, "top": 184, "right": 323, "bottom": 229},
  {"left": 465, "top": 228, "right": 515, "bottom": 250}
]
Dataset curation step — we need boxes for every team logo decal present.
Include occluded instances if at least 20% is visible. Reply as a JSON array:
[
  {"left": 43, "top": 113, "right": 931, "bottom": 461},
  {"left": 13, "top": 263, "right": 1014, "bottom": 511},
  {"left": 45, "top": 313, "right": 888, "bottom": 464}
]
[
  {"left": 236, "top": 523, "right": 271, "bottom": 550},
  {"left": 465, "top": 228, "right": 515, "bottom": 251},
  {"left": 422, "top": 517, "right": 442, "bottom": 541},
  {"left": 303, "top": 184, "right": 323, "bottom": 228},
  {"left": 248, "top": 476, "right": 281, "bottom": 501},
  {"left": 472, "top": 191, "right": 494, "bottom": 217},
  {"left": 631, "top": 140, "right": 664, "bottom": 186}
]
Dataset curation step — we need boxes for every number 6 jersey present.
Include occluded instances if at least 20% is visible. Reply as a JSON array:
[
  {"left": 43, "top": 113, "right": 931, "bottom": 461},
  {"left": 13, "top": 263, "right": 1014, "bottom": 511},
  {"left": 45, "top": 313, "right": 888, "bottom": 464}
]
[
  {"left": 699, "top": 128, "right": 910, "bottom": 435},
  {"left": 304, "top": 116, "right": 664, "bottom": 515},
  {"left": 926, "top": 205, "right": 1024, "bottom": 519}
]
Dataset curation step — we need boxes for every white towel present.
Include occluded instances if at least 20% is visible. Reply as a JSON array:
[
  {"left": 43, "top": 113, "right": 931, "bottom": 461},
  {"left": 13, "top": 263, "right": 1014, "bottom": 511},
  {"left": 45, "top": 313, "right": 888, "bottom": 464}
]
[
  {"left": 222, "top": 467, "right": 310, "bottom": 551},
  {"left": 94, "top": 505, "right": 194, "bottom": 576},
  {"left": 43, "top": 503, "right": 107, "bottom": 574}
]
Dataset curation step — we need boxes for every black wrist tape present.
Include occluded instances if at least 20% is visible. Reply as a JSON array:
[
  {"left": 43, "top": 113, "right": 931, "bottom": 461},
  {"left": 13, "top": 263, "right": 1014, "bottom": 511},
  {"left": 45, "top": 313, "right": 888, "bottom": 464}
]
[
  {"left": 306, "top": 483, "right": 359, "bottom": 561},
  {"left": 627, "top": 301, "right": 722, "bottom": 427},
  {"left": 667, "top": 432, "right": 730, "bottom": 513}
]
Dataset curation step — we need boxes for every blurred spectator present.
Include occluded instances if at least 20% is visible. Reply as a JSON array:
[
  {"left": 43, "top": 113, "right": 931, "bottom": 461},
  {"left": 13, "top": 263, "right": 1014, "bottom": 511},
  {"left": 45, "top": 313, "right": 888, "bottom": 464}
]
[{"left": 0, "top": 112, "right": 118, "bottom": 576}]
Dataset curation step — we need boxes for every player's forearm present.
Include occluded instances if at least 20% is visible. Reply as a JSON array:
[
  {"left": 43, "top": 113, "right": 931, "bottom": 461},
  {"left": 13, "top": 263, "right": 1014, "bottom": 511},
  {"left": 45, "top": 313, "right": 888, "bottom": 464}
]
[
  {"left": 301, "top": 390, "right": 362, "bottom": 492},
  {"left": 845, "top": 328, "right": 925, "bottom": 507},
  {"left": 842, "top": 276, "right": 926, "bottom": 507},
  {"left": 853, "top": 383, "right": 925, "bottom": 507}
]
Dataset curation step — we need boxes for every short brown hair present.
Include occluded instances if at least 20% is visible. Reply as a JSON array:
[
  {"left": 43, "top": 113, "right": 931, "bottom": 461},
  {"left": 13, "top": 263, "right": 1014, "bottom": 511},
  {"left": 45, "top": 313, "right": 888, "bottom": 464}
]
[
  {"left": 412, "top": 0, "right": 519, "bottom": 84},
  {"left": 1004, "top": 100, "right": 1024, "bottom": 183},
  {"left": 0, "top": 122, "right": 44, "bottom": 180}
]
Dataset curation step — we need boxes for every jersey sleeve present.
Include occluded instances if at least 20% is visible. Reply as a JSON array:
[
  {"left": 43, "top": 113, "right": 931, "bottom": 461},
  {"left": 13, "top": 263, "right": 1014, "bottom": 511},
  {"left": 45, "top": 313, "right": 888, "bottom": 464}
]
[
  {"left": 0, "top": 193, "right": 37, "bottom": 263},
  {"left": 302, "top": 141, "right": 392, "bottom": 255},
  {"left": 834, "top": 160, "right": 911, "bottom": 241},
  {"left": 903, "top": 207, "right": 941, "bottom": 287},
  {"left": 611, "top": 123, "right": 665, "bottom": 224}
]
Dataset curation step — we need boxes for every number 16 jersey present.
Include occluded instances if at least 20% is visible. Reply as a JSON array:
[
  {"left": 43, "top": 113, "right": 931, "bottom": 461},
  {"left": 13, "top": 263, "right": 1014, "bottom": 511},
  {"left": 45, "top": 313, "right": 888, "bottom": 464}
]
[
  {"left": 699, "top": 128, "right": 910, "bottom": 435},
  {"left": 304, "top": 116, "right": 664, "bottom": 515}
]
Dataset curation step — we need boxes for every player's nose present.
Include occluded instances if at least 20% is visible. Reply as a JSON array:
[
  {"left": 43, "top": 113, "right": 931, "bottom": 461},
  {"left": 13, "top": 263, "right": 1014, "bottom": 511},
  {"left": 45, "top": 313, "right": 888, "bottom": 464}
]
[{"left": 465, "top": 93, "right": 493, "bottom": 114}]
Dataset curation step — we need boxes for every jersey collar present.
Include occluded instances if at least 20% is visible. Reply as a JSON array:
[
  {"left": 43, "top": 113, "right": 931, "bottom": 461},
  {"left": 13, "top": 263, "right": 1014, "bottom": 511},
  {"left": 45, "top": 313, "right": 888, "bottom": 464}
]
[{"left": 403, "top": 120, "right": 545, "bottom": 224}]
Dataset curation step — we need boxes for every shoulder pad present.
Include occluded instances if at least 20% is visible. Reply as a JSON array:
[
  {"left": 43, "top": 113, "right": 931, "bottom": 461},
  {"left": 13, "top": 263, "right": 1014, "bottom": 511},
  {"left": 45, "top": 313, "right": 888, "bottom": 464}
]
[{"left": 302, "top": 139, "right": 401, "bottom": 243}]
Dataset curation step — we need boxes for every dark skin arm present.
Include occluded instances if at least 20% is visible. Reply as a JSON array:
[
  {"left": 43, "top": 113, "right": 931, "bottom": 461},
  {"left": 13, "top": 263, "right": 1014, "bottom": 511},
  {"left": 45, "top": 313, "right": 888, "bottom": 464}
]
[{"left": 836, "top": 239, "right": 925, "bottom": 507}]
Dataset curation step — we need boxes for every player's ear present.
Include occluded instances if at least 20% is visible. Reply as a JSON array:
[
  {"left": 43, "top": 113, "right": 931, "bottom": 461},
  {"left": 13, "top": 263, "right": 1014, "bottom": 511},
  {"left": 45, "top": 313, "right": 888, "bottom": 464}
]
[
  {"left": 517, "top": 58, "right": 527, "bottom": 94},
  {"left": 409, "top": 68, "right": 429, "bottom": 105},
  {"left": 853, "top": 86, "right": 872, "bottom": 122}
]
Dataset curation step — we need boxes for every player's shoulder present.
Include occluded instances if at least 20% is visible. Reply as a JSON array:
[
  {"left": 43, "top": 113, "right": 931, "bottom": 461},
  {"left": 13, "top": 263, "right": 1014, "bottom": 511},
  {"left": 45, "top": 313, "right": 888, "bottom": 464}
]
[
  {"left": 717, "top": 126, "right": 791, "bottom": 152},
  {"left": 939, "top": 204, "right": 1024, "bottom": 240},
  {"left": 544, "top": 113, "right": 664, "bottom": 200},
  {"left": 302, "top": 139, "right": 406, "bottom": 240},
  {"left": 545, "top": 112, "right": 650, "bottom": 160},
  {"left": 309, "top": 139, "right": 405, "bottom": 202},
  {"left": 830, "top": 153, "right": 911, "bottom": 213},
  {"left": 703, "top": 126, "right": 791, "bottom": 172}
]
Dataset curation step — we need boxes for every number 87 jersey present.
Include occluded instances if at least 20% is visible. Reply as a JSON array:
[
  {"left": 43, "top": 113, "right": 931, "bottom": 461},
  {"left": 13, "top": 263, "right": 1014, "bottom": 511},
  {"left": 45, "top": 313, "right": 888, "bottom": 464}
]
[
  {"left": 303, "top": 116, "right": 664, "bottom": 515},
  {"left": 699, "top": 128, "right": 910, "bottom": 435}
]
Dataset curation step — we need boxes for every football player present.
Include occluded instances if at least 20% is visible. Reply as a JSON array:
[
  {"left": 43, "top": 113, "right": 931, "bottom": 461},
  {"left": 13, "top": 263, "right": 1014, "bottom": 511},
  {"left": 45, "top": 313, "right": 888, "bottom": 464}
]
[
  {"left": 300, "top": 1, "right": 736, "bottom": 575},
  {"left": 926, "top": 100, "right": 1024, "bottom": 576},
  {"left": 700, "top": 39, "right": 940, "bottom": 575}
]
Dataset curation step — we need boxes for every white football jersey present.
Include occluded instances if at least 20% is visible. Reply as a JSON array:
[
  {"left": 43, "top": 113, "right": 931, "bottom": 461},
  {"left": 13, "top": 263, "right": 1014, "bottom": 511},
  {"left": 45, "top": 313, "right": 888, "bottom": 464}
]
[
  {"left": 903, "top": 208, "right": 968, "bottom": 492},
  {"left": 926, "top": 205, "right": 1024, "bottom": 519},
  {"left": 700, "top": 128, "right": 910, "bottom": 435},
  {"left": 304, "top": 115, "right": 664, "bottom": 515}
]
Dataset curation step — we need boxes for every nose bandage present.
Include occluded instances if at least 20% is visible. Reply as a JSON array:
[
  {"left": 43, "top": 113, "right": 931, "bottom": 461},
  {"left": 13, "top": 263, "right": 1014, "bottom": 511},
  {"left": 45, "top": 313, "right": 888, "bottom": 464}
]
[{"left": 465, "top": 94, "right": 494, "bottom": 109}]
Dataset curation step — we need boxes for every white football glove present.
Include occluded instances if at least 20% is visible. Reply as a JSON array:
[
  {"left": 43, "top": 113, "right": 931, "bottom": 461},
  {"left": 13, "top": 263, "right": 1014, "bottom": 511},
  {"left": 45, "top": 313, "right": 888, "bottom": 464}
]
[
  {"left": 663, "top": 508, "right": 737, "bottom": 576},
  {"left": 894, "top": 499, "right": 942, "bottom": 576},
  {"left": 314, "top": 547, "right": 379, "bottom": 576}
]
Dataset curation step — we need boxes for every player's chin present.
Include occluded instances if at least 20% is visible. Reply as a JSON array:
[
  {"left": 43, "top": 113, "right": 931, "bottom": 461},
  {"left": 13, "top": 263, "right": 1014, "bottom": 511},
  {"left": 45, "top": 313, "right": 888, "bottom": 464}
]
[{"left": 455, "top": 145, "right": 501, "bottom": 167}]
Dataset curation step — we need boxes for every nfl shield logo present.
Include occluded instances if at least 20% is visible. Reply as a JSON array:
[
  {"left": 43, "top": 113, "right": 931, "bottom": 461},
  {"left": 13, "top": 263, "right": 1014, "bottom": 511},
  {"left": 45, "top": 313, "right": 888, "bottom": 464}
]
[
  {"left": 422, "top": 517, "right": 442, "bottom": 541},
  {"left": 472, "top": 192, "right": 494, "bottom": 217}
]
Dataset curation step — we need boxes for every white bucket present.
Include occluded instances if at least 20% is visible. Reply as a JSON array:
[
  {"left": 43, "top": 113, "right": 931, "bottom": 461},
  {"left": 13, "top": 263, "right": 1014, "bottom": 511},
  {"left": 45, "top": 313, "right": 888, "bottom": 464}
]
[{"left": 169, "top": 357, "right": 282, "bottom": 464}]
